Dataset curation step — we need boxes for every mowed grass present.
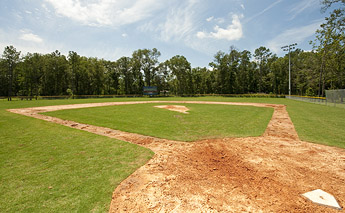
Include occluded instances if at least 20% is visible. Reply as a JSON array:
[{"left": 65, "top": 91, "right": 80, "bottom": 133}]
[
  {"left": 190, "top": 97, "right": 345, "bottom": 148},
  {"left": 44, "top": 103, "right": 274, "bottom": 141},
  {"left": 40, "top": 97, "right": 345, "bottom": 148},
  {"left": 1, "top": 96, "right": 344, "bottom": 212},
  {"left": 286, "top": 100, "right": 345, "bottom": 148},
  {"left": 0, "top": 99, "right": 153, "bottom": 212}
]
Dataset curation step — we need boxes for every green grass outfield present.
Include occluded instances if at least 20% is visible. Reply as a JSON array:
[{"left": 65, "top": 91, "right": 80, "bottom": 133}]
[
  {"left": 0, "top": 98, "right": 154, "bottom": 212},
  {"left": 1, "top": 97, "right": 344, "bottom": 212}
]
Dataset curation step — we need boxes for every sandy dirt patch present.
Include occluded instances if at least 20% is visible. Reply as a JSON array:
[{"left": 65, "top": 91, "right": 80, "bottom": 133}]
[
  {"left": 8, "top": 101, "right": 345, "bottom": 212},
  {"left": 154, "top": 105, "right": 190, "bottom": 114}
]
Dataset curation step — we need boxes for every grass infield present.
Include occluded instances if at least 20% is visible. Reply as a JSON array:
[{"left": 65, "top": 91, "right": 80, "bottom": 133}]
[
  {"left": 1, "top": 97, "right": 344, "bottom": 212},
  {"left": 44, "top": 103, "right": 274, "bottom": 141}
]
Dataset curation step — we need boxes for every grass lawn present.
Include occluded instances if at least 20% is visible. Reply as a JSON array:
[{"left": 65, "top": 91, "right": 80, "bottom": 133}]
[
  {"left": 1, "top": 96, "right": 344, "bottom": 212},
  {"left": 285, "top": 100, "right": 345, "bottom": 148},
  {"left": 44, "top": 103, "right": 274, "bottom": 141},
  {"left": 0, "top": 99, "right": 153, "bottom": 212},
  {"left": 191, "top": 97, "right": 345, "bottom": 148}
]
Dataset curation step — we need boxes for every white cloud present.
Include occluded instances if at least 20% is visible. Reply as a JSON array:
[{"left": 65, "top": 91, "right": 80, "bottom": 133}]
[
  {"left": 0, "top": 29, "right": 62, "bottom": 56},
  {"left": 19, "top": 33, "right": 43, "bottom": 43},
  {"left": 45, "top": 0, "right": 164, "bottom": 27},
  {"left": 41, "top": 4, "right": 51, "bottom": 13},
  {"left": 196, "top": 31, "right": 207, "bottom": 39},
  {"left": 196, "top": 14, "right": 243, "bottom": 41},
  {"left": 138, "top": 0, "right": 217, "bottom": 54},
  {"left": 288, "top": 0, "right": 320, "bottom": 20},
  {"left": 206, "top": 16, "right": 214, "bottom": 22},
  {"left": 206, "top": 16, "right": 224, "bottom": 24},
  {"left": 267, "top": 20, "right": 322, "bottom": 53},
  {"left": 244, "top": 0, "right": 283, "bottom": 23},
  {"left": 158, "top": 0, "right": 199, "bottom": 42},
  {"left": 215, "top": 17, "right": 225, "bottom": 24}
]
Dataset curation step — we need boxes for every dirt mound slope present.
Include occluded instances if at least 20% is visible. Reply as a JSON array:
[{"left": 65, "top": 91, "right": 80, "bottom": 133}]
[
  {"left": 154, "top": 105, "right": 190, "bottom": 114},
  {"left": 8, "top": 101, "right": 345, "bottom": 212}
]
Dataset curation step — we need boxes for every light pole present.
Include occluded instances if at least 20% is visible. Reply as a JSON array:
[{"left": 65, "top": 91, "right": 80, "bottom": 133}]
[{"left": 281, "top": 43, "right": 297, "bottom": 96}]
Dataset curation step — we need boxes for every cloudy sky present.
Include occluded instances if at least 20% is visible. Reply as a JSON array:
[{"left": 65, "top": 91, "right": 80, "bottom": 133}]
[{"left": 0, "top": 0, "right": 332, "bottom": 67}]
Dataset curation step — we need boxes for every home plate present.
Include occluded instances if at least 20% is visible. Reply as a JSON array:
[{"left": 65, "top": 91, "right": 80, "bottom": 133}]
[{"left": 302, "top": 189, "right": 342, "bottom": 210}]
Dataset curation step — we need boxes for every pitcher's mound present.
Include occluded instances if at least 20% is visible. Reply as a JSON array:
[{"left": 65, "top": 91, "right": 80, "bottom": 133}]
[{"left": 154, "top": 105, "right": 190, "bottom": 114}]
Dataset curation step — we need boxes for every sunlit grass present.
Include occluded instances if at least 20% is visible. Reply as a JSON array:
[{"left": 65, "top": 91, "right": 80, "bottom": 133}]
[
  {"left": 1, "top": 96, "right": 344, "bottom": 212},
  {"left": 44, "top": 103, "right": 273, "bottom": 141},
  {"left": 0, "top": 100, "right": 153, "bottom": 212}
]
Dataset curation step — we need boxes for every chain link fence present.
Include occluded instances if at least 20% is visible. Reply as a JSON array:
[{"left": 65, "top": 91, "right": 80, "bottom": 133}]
[
  {"left": 286, "top": 95, "right": 326, "bottom": 105},
  {"left": 325, "top": 89, "right": 345, "bottom": 108},
  {"left": 286, "top": 89, "right": 345, "bottom": 109}
]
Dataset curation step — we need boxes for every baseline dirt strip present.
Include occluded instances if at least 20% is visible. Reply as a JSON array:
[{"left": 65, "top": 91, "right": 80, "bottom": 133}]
[{"left": 8, "top": 101, "right": 345, "bottom": 212}]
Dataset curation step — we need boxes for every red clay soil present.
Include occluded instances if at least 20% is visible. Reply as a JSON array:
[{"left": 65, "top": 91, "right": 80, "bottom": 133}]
[{"left": 8, "top": 101, "right": 345, "bottom": 212}]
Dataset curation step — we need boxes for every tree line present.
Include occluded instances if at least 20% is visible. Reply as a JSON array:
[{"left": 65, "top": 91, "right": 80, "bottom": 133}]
[{"left": 1, "top": 0, "right": 344, "bottom": 100}]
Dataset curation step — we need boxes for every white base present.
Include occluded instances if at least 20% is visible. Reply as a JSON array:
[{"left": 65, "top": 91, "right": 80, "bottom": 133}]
[{"left": 302, "top": 189, "right": 342, "bottom": 210}]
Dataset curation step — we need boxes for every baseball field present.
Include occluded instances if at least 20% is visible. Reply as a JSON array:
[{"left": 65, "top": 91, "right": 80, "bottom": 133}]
[{"left": 1, "top": 97, "right": 344, "bottom": 212}]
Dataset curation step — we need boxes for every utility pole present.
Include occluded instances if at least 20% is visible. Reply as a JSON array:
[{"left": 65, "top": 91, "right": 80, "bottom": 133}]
[{"left": 281, "top": 43, "right": 297, "bottom": 96}]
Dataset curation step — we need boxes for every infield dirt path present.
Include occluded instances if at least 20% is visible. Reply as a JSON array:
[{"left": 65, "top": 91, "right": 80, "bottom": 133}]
[{"left": 8, "top": 101, "right": 345, "bottom": 212}]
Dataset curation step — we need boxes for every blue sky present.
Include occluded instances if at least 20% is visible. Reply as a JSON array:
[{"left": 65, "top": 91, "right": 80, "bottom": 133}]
[{"left": 0, "top": 0, "right": 331, "bottom": 67}]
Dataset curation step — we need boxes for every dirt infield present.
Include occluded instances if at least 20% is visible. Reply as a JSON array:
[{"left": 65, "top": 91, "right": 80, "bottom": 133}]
[{"left": 8, "top": 101, "right": 345, "bottom": 212}]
